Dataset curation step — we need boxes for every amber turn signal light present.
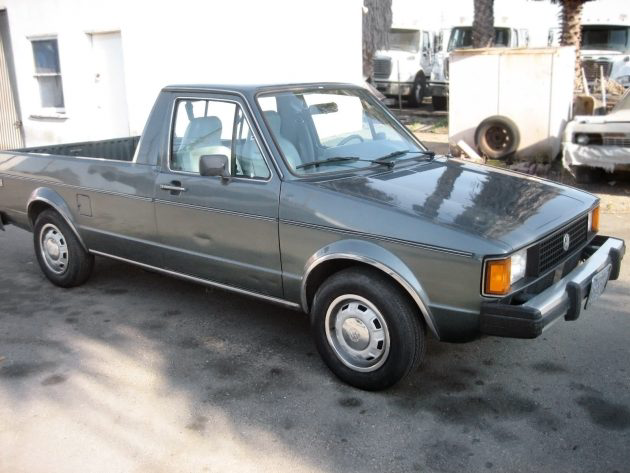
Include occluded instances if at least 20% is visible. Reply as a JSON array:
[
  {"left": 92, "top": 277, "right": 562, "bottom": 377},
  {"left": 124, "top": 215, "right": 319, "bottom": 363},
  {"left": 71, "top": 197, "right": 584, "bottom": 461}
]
[
  {"left": 485, "top": 258, "right": 511, "bottom": 295},
  {"left": 590, "top": 206, "right": 600, "bottom": 233}
]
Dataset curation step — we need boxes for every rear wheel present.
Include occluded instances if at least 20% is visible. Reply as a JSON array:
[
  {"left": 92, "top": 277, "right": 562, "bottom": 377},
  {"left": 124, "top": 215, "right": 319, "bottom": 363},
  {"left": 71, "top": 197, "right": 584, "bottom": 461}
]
[
  {"left": 34, "top": 209, "right": 94, "bottom": 287},
  {"left": 310, "top": 267, "right": 425, "bottom": 391},
  {"left": 408, "top": 75, "right": 426, "bottom": 108}
]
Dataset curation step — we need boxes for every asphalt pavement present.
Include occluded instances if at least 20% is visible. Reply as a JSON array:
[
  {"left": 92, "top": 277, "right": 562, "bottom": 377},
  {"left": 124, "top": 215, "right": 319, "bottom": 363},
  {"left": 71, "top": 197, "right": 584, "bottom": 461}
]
[{"left": 1, "top": 214, "right": 629, "bottom": 473}]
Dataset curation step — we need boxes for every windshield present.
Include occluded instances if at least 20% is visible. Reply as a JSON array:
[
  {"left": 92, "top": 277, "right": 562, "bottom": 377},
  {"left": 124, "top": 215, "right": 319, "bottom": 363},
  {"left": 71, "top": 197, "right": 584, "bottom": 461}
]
[
  {"left": 581, "top": 25, "right": 630, "bottom": 52},
  {"left": 257, "top": 88, "right": 426, "bottom": 176},
  {"left": 448, "top": 27, "right": 511, "bottom": 51},
  {"left": 387, "top": 29, "right": 421, "bottom": 53}
]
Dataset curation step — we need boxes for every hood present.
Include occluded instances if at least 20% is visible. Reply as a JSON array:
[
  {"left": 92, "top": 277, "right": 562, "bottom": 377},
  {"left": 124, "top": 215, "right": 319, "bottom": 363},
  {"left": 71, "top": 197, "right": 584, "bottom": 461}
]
[
  {"left": 312, "top": 158, "right": 596, "bottom": 251},
  {"left": 574, "top": 110, "right": 630, "bottom": 124}
]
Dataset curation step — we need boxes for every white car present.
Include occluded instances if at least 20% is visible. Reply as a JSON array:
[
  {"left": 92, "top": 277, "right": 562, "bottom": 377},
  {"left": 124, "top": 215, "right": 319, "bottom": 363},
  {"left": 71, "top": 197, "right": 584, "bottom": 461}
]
[{"left": 563, "top": 89, "right": 630, "bottom": 182}]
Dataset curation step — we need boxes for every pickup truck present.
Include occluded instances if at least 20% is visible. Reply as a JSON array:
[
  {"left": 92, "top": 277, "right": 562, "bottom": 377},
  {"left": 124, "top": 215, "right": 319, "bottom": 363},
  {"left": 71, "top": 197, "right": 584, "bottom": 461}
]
[{"left": 0, "top": 83, "right": 625, "bottom": 390}]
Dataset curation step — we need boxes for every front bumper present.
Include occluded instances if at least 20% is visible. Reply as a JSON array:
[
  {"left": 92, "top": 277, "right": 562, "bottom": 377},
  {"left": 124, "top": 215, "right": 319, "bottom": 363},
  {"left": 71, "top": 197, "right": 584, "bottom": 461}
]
[
  {"left": 563, "top": 143, "right": 630, "bottom": 173},
  {"left": 374, "top": 80, "right": 412, "bottom": 97},
  {"left": 480, "top": 235, "right": 625, "bottom": 339}
]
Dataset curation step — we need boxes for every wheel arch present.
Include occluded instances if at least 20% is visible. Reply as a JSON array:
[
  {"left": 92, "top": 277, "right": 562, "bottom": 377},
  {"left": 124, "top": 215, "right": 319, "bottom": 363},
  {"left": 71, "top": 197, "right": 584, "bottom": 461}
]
[
  {"left": 27, "top": 188, "right": 87, "bottom": 251},
  {"left": 301, "top": 239, "right": 440, "bottom": 339}
]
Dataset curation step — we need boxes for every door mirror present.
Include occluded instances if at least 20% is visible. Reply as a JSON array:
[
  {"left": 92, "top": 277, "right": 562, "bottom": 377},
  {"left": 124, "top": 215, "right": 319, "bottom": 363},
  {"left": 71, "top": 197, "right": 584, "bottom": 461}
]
[{"left": 199, "top": 154, "right": 230, "bottom": 178}]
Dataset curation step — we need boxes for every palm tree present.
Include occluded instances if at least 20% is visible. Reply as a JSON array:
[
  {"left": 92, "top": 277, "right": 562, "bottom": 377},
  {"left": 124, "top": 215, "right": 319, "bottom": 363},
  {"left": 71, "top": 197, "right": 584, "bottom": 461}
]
[
  {"left": 472, "top": 0, "right": 495, "bottom": 48},
  {"left": 362, "top": 0, "right": 393, "bottom": 79},
  {"left": 549, "top": 0, "right": 594, "bottom": 90}
]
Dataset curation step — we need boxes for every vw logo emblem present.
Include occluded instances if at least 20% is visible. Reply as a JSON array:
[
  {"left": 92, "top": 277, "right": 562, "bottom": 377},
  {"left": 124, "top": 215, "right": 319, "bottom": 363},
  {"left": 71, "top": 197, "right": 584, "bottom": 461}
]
[{"left": 562, "top": 233, "right": 571, "bottom": 251}]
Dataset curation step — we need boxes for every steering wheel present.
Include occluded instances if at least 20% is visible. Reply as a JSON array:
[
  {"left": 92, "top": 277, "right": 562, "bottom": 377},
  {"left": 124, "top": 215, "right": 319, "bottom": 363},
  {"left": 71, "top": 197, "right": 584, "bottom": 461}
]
[{"left": 338, "top": 134, "right": 365, "bottom": 146}]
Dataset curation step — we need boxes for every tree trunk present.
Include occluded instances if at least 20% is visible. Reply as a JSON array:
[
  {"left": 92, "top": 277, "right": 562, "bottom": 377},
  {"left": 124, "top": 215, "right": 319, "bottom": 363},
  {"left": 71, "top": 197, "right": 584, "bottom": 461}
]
[
  {"left": 472, "top": 0, "right": 495, "bottom": 48},
  {"left": 363, "top": 0, "right": 393, "bottom": 79},
  {"left": 559, "top": 0, "right": 585, "bottom": 91}
]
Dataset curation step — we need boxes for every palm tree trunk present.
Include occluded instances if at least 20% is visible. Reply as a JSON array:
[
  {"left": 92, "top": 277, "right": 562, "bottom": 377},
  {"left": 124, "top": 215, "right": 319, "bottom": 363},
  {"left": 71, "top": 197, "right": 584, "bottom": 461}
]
[
  {"left": 559, "top": 0, "right": 586, "bottom": 91},
  {"left": 472, "top": 0, "right": 495, "bottom": 48}
]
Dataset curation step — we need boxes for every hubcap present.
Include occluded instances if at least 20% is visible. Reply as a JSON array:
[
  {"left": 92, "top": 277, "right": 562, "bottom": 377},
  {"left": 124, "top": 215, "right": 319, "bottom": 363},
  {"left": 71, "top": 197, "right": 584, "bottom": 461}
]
[
  {"left": 325, "top": 295, "right": 390, "bottom": 372},
  {"left": 39, "top": 223, "right": 69, "bottom": 275}
]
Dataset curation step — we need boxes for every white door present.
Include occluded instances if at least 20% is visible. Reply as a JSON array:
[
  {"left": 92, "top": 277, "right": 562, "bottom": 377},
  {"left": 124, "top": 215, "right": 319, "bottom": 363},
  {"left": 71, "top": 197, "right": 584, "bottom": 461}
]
[{"left": 90, "top": 32, "right": 130, "bottom": 138}]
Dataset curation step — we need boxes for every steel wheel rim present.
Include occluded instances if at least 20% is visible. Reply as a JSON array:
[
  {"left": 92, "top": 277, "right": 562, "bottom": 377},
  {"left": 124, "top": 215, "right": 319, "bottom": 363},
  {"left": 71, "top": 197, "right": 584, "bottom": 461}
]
[
  {"left": 325, "top": 294, "right": 390, "bottom": 372},
  {"left": 485, "top": 125, "right": 511, "bottom": 151},
  {"left": 39, "top": 223, "right": 69, "bottom": 275}
]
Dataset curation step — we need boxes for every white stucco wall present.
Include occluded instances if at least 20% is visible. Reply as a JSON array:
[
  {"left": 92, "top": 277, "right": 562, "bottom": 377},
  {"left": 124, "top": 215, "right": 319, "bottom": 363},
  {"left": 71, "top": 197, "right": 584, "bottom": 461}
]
[{"left": 0, "top": 0, "right": 363, "bottom": 146}]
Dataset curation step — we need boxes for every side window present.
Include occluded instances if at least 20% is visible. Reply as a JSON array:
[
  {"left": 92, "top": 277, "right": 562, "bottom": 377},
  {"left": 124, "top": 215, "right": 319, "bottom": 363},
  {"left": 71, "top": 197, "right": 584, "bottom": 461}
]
[
  {"left": 171, "top": 99, "right": 270, "bottom": 179},
  {"left": 31, "top": 38, "right": 65, "bottom": 109},
  {"left": 233, "top": 107, "right": 271, "bottom": 179},
  {"left": 422, "top": 31, "right": 430, "bottom": 53}
]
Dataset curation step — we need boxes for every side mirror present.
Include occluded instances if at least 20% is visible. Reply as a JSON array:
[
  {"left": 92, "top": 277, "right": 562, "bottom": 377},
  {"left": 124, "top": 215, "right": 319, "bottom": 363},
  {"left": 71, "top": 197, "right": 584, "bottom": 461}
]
[{"left": 199, "top": 154, "right": 230, "bottom": 178}]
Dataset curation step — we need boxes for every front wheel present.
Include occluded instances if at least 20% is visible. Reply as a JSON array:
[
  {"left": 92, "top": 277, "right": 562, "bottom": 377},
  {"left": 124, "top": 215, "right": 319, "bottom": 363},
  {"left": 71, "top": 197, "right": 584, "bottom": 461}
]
[
  {"left": 34, "top": 209, "right": 94, "bottom": 287},
  {"left": 310, "top": 267, "right": 426, "bottom": 390},
  {"left": 408, "top": 75, "right": 426, "bottom": 108}
]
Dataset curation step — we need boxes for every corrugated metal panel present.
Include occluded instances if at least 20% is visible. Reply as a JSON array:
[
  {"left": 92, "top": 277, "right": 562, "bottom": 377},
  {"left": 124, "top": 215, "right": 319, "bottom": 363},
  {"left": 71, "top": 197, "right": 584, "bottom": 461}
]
[{"left": 0, "top": 23, "right": 23, "bottom": 150}]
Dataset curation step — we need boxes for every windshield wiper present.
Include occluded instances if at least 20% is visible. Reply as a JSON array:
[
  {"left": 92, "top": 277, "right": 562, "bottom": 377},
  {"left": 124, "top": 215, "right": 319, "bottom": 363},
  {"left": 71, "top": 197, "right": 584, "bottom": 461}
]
[
  {"left": 296, "top": 156, "right": 360, "bottom": 170},
  {"left": 373, "top": 149, "right": 436, "bottom": 167}
]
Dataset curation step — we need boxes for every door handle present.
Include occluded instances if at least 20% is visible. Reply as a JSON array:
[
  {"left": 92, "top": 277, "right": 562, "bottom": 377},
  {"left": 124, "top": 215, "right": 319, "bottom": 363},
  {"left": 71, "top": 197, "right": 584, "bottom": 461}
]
[{"left": 160, "top": 182, "right": 187, "bottom": 193}]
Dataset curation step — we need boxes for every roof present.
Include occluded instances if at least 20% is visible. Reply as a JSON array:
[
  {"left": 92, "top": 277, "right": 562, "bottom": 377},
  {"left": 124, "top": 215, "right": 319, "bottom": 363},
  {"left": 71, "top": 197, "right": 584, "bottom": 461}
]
[{"left": 162, "top": 82, "right": 362, "bottom": 94}]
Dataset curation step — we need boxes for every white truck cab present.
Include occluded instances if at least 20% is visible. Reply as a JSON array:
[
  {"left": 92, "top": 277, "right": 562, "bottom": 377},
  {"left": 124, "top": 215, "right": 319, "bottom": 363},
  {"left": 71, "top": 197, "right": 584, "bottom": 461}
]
[
  {"left": 548, "top": 12, "right": 630, "bottom": 89},
  {"left": 372, "top": 27, "right": 434, "bottom": 107},
  {"left": 580, "top": 21, "right": 630, "bottom": 89},
  {"left": 430, "top": 25, "right": 528, "bottom": 110}
]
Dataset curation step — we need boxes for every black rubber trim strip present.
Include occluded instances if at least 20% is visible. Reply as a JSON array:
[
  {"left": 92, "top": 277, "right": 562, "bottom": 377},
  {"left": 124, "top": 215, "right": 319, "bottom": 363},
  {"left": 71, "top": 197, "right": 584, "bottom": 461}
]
[{"left": 565, "top": 281, "right": 583, "bottom": 321}]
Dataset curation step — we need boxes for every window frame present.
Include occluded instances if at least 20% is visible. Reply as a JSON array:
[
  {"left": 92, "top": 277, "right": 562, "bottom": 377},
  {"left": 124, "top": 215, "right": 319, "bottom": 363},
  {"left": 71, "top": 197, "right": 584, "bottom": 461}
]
[
  {"left": 167, "top": 95, "right": 273, "bottom": 182},
  {"left": 29, "top": 36, "right": 65, "bottom": 113},
  {"left": 255, "top": 85, "right": 429, "bottom": 179}
]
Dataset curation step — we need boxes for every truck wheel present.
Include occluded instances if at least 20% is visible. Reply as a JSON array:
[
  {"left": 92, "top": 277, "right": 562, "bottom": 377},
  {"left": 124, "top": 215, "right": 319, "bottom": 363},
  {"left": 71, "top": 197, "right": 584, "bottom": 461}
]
[
  {"left": 408, "top": 75, "right": 426, "bottom": 108},
  {"left": 570, "top": 165, "right": 595, "bottom": 184},
  {"left": 475, "top": 116, "right": 520, "bottom": 159},
  {"left": 432, "top": 96, "right": 447, "bottom": 111},
  {"left": 33, "top": 209, "right": 94, "bottom": 288},
  {"left": 310, "top": 267, "right": 425, "bottom": 391}
]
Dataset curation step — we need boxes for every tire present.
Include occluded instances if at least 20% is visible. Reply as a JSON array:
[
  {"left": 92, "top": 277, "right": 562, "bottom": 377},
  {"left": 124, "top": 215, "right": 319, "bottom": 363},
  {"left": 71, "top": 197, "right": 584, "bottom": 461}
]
[
  {"left": 475, "top": 116, "right": 520, "bottom": 159},
  {"left": 33, "top": 209, "right": 94, "bottom": 288},
  {"left": 408, "top": 75, "right": 426, "bottom": 108},
  {"left": 432, "top": 95, "right": 447, "bottom": 111},
  {"left": 571, "top": 165, "right": 595, "bottom": 184},
  {"left": 310, "top": 267, "right": 426, "bottom": 391}
]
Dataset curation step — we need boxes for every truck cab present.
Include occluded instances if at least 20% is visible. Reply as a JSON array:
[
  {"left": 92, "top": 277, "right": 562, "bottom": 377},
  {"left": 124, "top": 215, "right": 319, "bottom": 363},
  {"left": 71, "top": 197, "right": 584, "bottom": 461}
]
[
  {"left": 429, "top": 26, "right": 527, "bottom": 110},
  {"left": 372, "top": 27, "right": 434, "bottom": 107},
  {"left": 580, "top": 23, "right": 630, "bottom": 89}
]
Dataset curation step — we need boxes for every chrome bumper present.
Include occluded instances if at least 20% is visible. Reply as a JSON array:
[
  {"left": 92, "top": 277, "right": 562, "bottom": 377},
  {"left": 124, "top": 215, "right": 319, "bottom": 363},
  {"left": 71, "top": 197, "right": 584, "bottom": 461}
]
[{"left": 480, "top": 235, "right": 625, "bottom": 338}]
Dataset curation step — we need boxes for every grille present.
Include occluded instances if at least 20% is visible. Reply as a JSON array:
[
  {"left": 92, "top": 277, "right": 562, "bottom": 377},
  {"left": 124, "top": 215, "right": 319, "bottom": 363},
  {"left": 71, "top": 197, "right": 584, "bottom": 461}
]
[
  {"left": 582, "top": 59, "right": 612, "bottom": 82},
  {"left": 536, "top": 215, "right": 588, "bottom": 274},
  {"left": 602, "top": 135, "right": 630, "bottom": 147},
  {"left": 373, "top": 58, "right": 392, "bottom": 79}
]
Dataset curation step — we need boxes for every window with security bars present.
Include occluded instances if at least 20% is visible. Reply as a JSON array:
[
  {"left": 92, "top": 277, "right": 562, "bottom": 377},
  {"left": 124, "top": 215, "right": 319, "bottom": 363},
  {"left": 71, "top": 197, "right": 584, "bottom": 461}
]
[{"left": 31, "top": 38, "right": 65, "bottom": 109}]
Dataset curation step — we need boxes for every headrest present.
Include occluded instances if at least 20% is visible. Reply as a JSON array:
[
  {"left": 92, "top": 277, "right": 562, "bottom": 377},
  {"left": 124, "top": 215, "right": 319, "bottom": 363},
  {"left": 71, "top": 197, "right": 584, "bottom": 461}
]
[{"left": 264, "top": 110, "right": 282, "bottom": 134}]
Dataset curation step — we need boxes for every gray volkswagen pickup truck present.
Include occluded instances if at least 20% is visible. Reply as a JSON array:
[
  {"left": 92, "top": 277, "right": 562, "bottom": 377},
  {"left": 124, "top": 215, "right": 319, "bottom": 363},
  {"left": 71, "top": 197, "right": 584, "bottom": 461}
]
[{"left": 0, "top": 83, "right": 625, "bottom": 390}]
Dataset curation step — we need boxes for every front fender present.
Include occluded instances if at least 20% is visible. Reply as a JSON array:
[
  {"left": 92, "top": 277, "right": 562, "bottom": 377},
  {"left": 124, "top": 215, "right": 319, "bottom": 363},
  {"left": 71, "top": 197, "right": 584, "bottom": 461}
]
[
  {"left": 27, "top": 187, "right": 87, "bottom": 250},
  {"left": 301, "top": 239, "right": 440, "bottom": 338}
]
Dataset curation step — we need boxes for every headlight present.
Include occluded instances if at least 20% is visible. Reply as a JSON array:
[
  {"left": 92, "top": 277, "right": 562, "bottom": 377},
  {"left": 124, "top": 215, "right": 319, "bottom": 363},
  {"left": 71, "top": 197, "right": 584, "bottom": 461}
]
[
  {"left": 484, "top": 249, "right": 528, "bottom": 296},
  {"left": 576, "top": 134, "right": 589, "bottom": 145},
  {"left": 588, "top": 206, "right": 600, "bottom": 233}
]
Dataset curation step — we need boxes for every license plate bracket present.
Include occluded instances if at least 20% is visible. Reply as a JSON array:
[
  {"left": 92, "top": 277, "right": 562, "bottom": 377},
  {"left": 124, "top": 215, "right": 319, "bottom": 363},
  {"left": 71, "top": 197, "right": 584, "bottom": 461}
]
[{"left": 585, "top": 264, "right": 612, "bottom": 309}]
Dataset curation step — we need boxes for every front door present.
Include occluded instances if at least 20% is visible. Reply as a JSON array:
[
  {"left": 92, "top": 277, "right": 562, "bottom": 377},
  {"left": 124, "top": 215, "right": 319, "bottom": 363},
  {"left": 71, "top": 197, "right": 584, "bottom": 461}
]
[
  {"left": 154, "top": 95, "right": 283, "bottom": 297},
  {"left": 90, "top": 32, "right": 130, "bottom": 139}
]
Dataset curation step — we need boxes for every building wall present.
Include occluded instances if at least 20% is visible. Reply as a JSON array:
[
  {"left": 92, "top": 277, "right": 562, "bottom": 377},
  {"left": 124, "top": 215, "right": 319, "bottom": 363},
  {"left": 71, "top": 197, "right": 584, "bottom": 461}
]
[{"left": 0, "top": 0, "right": 363, "bottom": 146}]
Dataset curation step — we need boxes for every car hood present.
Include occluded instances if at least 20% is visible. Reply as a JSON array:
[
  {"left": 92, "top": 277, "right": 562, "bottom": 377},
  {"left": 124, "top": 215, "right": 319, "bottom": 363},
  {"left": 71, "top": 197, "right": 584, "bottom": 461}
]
[
  {"left": 311, "top": 158, "right": 597, "bottom": 251},
  {"left": 573, "top": 110, "right": 630, "bottom": 124},
  {"left": 582, "top": 50, "right": 623, "bottom": 57}
]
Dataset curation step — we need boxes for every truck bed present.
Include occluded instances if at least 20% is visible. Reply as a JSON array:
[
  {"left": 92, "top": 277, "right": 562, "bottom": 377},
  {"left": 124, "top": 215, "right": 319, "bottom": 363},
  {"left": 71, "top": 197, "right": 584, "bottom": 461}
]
[{"left": 13, "top": 136, "right": 141, "bottom": 161}]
